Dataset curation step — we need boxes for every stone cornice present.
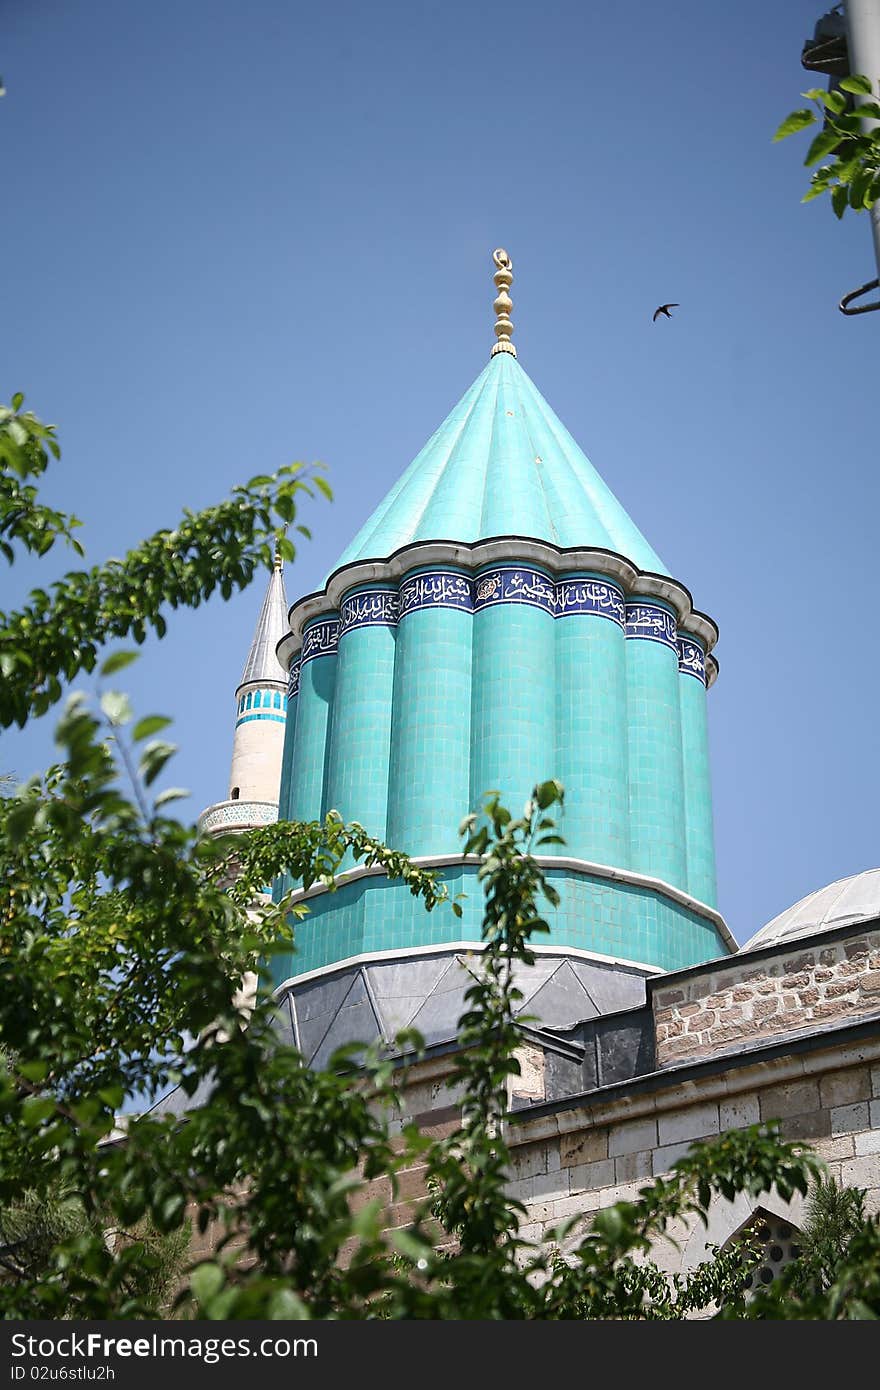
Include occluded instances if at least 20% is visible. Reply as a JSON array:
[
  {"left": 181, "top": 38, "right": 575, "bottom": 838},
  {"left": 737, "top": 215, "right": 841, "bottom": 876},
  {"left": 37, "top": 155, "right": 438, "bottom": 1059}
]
[{"left": 276, "top": 537, "right": 719, "bottom": 686}]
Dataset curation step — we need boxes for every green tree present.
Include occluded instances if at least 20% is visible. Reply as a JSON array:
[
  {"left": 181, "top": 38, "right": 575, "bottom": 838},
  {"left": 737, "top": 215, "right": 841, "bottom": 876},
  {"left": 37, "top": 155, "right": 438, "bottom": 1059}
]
[
  {"left": 3, "top": 393, "right": 875, "bottom": 1320},
  {"left": 775, "top": 75, "right": 880, "bottom": 219}
]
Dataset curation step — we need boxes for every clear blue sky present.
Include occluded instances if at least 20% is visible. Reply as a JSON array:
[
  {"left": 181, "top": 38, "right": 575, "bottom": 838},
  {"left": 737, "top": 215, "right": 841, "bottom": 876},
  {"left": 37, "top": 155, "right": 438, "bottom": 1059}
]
[{"left": 3, "top": 0, "right": 878, "bottom": 946}]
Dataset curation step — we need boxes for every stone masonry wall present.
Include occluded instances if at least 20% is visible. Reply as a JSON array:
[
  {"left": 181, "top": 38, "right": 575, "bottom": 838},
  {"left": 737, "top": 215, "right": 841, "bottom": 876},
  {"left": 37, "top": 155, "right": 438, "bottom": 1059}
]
[
  {"left": 506, "top": 1036, "right": 880, "bottom": 1268},
  {"left": 653, "top": 928, "right": 880, "bottom": 1068}
]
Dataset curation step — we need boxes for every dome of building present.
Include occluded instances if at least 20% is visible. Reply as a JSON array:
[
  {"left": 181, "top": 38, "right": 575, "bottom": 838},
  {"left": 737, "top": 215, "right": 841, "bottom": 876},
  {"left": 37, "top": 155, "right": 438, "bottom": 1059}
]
[
  {"left": 742, "top": 869, "right": 880, "bottom": 952},
  {"left": 331, "top": 351, "right": 668, "bottom": 577},
  {"left": 271, "top": 251, "right": 732, "bottom": 1010}
]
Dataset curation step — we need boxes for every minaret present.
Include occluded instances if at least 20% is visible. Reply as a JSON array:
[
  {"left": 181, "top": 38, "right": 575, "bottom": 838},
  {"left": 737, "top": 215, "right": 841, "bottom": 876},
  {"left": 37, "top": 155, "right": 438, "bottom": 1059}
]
[{"left": 199, "top": 557, "right": 289, "bottom": 837}]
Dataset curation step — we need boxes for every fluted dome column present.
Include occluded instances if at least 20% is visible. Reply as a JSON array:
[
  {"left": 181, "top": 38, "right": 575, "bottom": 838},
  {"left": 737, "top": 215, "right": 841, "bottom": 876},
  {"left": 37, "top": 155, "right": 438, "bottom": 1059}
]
[
  {"left": 678, "top": 638, "right": 717, "bottom": 906},
  {"left": 554, "top": 575, "right": 630, "bottom": 866},
  {"left": 625, "top": 602, "right": 687, "bottom": 887},
  {"left": 470, "top": 566, "right": 555, "bottom": 817},
  {"left": 287, "top": 618, "right": 338, "bottom": 823},
  {"left": 324, "top": 588, "right": 397, "bottom": 839},
  {"left": 387, "top": 571, "right": 472, "bottom": 857}
]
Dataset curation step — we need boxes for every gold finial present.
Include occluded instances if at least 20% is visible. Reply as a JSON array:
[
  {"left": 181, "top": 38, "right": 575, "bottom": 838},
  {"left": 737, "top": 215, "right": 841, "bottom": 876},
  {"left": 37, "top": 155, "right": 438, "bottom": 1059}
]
[
  {"left": 273, "top": 544, "right": 283, "bottom": 572},
  {"left": 490, "top": 248, "right": 516, "bottom": 359}
]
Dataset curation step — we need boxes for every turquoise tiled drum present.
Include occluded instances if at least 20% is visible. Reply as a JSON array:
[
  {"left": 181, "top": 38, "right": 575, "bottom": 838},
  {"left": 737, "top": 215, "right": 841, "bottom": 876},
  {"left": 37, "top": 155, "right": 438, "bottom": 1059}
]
[{"left": 273, "top": 339, "right": 730, "bottom": 987}]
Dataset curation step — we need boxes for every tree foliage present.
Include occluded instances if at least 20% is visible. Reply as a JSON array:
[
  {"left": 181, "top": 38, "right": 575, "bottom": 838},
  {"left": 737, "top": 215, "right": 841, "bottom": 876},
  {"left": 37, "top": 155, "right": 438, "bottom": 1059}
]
[
  {"left": 775, "top": 75, "right": 880, "bottom": 218},
  {"left": 2, "top": 395, "right": 879, "bottom": 1319}
]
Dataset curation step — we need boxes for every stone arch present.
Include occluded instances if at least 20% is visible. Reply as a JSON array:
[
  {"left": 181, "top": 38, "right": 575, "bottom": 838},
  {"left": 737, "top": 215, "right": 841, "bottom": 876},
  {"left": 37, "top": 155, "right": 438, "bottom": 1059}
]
[{"left": 680, "top": 1186, "right": 806, "bottom": 1274}]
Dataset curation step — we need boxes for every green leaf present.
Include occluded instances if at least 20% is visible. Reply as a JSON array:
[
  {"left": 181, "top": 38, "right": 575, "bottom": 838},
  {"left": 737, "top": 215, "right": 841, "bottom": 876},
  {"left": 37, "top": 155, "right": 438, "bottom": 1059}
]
[
  {"left": 850, "top": 101, "right": 880, "bottom": 122},
  {"left": 313, "top": 474, "right": 333, "bottom": 501},
  {"left": 17, "top": 1060, "right": 48, "bottom": 1084},
  {"left": 849, "top": 167, "right": 874, "bottom": 209},
  {"left": 138, "top": 739, "right": 177, "bottom": 786},
  {"left": 132, "top": 714, "right": 172, "bottom": 741},
  {"left": 804, "top": 128, "right": 844, "bottom": 166},
  {"left": 840, "top": 75, "right": 873, "bottom": 96},
  {"left": 267, "top": 1288, "right": 310, "bottom": 1319},
  {"left": 153, "top": 786, "right": 189, "bottom": 807},
  {"left": 831, "top": 183, "right": 849, "bottom": 218},
  {"left": 22, "top": 1095, "right": 56, "bottom": 1127},
  {"left": 100, "top": 690, "right": 133, "bottom": 725},
  {"left": 391, "top": 1228, "right": 433, "bottom": 1265},
  {"left": 99, "top": 650, "right": 138, "bottom": 677},
  {"left": 190, "top": 1262, "right": 225, "bottom": 1305},
  {"left": 11, "top": 391, "right": 24, "bottom": 411}
]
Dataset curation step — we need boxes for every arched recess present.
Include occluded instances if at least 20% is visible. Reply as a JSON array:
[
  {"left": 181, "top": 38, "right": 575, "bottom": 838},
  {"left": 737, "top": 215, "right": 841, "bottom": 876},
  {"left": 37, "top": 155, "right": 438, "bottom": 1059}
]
[
  {"left": 680, "top": 1188, "right": 806, "bottom": 1280},
  {"left": 719, "top": 1206, "right": 804, "bottom": 1298}
]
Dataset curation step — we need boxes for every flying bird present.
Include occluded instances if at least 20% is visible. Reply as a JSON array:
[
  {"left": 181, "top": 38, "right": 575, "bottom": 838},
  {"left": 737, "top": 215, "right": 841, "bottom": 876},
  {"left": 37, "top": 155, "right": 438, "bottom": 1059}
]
[{"left": 653, "top": 303, "right": 679, "bottom": 321}]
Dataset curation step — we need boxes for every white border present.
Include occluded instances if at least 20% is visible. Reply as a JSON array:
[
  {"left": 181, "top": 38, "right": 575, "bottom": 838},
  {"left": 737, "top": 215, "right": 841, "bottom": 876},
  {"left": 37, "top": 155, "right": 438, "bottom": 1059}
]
[{"left": 273, "top": 936, "right": 667, "bottom": 996}]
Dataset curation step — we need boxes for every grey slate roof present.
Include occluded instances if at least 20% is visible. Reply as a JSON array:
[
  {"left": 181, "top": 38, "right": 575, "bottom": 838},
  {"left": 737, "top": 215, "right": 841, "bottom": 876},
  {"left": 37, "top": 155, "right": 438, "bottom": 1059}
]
[{"left": 238, "top": 562, "right": 289, "bottom": 688}]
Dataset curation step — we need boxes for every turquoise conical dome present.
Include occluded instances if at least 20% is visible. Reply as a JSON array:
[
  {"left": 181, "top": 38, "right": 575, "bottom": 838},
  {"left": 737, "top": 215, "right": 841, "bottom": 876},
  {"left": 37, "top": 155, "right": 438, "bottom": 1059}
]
[
  {"left": 333, "top": 352, "right": 667, "bottom": 575},
  {"left": 273, "top": 286, "right": 729, "bottom": 1009}
]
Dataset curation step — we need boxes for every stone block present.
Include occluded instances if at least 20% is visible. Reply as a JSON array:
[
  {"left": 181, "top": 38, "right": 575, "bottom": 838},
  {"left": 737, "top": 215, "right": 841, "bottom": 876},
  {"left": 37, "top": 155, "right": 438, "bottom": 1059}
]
[
  {"left": 752, "top": 997, "right": 781, "bottom": 1018},
  {"left": 841, "top": 1154, "right": 880, "bottom": 1191},
  {"left": 854, "top": 1130, "right": 880, "bottom": 1157},
  {"left": 779, "top": 1109, "right": 831, "bottom": 1142},
  {"left": 530, "top": 1168, "right": 570, "bottom": 1201},
  {"left": 505, "top": 1177, "right": 535, "bottom": 1202},
  {"left": 844, "top": 940, "right": 870, "bottom": 960},
  {"left": 393, "top": 1166, "right": 430, "bottom": 1202},
  {"left": 710, "top": 1022, "right": 752, "bottom": 1045},
  {"left": 820, "top": 1067, "right": 872, "bottom": 1108},
  {"left": 567, "top": 1158, "right": 615, "bottom": 1194},
  {"left": 512, "top": 1045, "right": 546, "bottom": 1103},
  {"left": 783, "top": 953, "right": 815, "bottom": 974},
  {"left": 517, "top": 1222, "right": 542, "bottom": 1244},
  {"left": 608, "top": 1116, "right": 657, "bottom": 1157},
  {"left": 657, "top": 1102, "right": 719, "bottom": 1146},
  {"left": 543, "top": 1192, "right": 600, "bottom": 1223},
  {"left": 831, "top": 1102, "right": 870, "bottom": 1135},
  {"left": 759, "top": 1079, "right": 821, "bottom": 1121},
  {"left": 658, "top": 1034, "right": 705, "bottom": 1061},
  {"left": 652, "top": 1141, "right": 694, "bottom": 1175},
  {"left": 858, "top": 972, "right": 880, "bottom": 995},
  {"left": 560, "top": 1127, "right": 608, "bottom": 1167},
  {"left": 614, "top": 1151, "right": 653, "bottom": 1184},
  {"left": 720, "top": 1096, "right": 760, "bottom": 1130},
  {"left": 509, "top": 1143, "right": 549, "bottom": 1181},
  {"left": 824, "top": 981, "right": 856, "bottom": 999},
  {"left": 872, "top": 1064, "right": 880, "bottom": 1098},
  {"left": 654, "top": 989, "right": 685, "bottom": 1008},
  {"left": 813, "top": 1134, "right": 856, "bottom": 1161},
  {"left": 871, "top": 1098, "right": 880, "bottom": 1126}
]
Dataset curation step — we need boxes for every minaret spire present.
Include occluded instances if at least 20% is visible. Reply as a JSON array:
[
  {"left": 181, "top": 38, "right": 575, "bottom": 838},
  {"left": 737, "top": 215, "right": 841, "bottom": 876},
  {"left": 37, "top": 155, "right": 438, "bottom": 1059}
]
[{"left": 490, "top": 247, "right": 516, "bottom": 358}]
